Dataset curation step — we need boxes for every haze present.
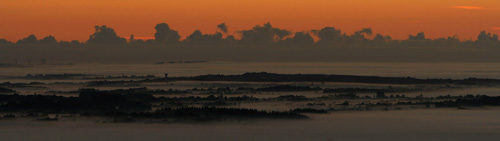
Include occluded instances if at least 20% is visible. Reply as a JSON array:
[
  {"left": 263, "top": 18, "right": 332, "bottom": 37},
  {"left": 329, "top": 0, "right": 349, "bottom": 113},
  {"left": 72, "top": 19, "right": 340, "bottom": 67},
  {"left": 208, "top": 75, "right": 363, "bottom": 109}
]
[
  {"left": 2, "top": 1, "right": 500, "bottom": 140},
  {"left": 1, "top": 0, "right": 500, "bottom": 41}
]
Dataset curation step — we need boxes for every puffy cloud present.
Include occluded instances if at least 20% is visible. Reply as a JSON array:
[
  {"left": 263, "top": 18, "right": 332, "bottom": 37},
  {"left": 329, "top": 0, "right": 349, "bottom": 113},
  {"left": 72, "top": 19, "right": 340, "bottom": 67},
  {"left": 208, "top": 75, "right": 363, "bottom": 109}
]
[
  {"left": 373, "top": 34, "right": 392, "bottom": 43},
  {"left": 39, "top": 35, "right": 57, "bottom": 44},
  {"left": 154, "top": 23, "right": 181, "bottom": 44},
  {"left": 185, "top": 30, "right": 225, "bottom": 45},
  {"left": 291, "top": 32, "right": 314, "bottom": 46},
  {"left": 348, "top": 28, "right": 373, "bottom": 42},
  {"left": 355, "top": 28, "right": 373, "bottom": 36},
  {"left": 87, "top": 25, "right": 127, "bottom": 44},
  {"left": 0, "top": 39, "right": 12, "bottom": 45},
  {"left": 408, "top": 32, "right": 426, "bottom": 40},
  {"left": 217, "top": 23, "right": 228, "bottom": 34},
  {"left": 312, "top": 27, "right": 342, "bottom": 45},
  {"left": 3, "top": 23, "right": 499, "bottom": 49},
  {"left": 238, "top": 22, "right": 291, "bottom": 45},
  {"left": 16, "top": 34, "right": 38, "bottom": 44},
  {"left": 477, "top": 31, "right": 498, "bottom": 42},
  {"left": 186, "top": 30, "right": 203, "bottom": 41}
]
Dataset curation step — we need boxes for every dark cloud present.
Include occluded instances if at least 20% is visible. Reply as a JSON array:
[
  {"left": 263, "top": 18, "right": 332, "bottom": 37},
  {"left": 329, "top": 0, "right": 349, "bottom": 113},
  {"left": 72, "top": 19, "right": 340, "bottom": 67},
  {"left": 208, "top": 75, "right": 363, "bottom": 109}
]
[
  {"left": 312, "top": 27, "right": 343, "bottom": 45},
  {"left": 154, "top": 23, "right": 181, "bottom": 44},
  {"left": 399, "top": 32, "right": 429, "bottom": 47},
  {"left": 477, "top": 31, "right": 499, "bottom": 42},
  {"left": 0, "top": 39, "right": 12, "bottom": 45},
  {"left": 475, "top": 31, "right": 499, "bottom": 47},
  {"left": 39, "top": 35, "right": 57, "bottom": 44},
  {"left": 432, "top": 35, "right": 461, "bottom": 46},
  {"left": 408, "top": 32, "right": 426, "bottom": 40},
  {"left": 2, "top": 23, "right": 500, "bottom": 64},
  {"left": 354, "top": 28, "right": 373, "bottom": 36},
  {"left": 217, "top": 23, "right": 228, "bottom": 34},
  {"left": 186, "top": 30, "right": 203, "bottom": 42},
  {"left": 291, "top": 32, "right": 314, "bottom": 46},
  {"left": 4, "top": 23, "right": 497, "bottom": 49},
  {"left": 128, "top": 34, "right": 146, "bottom": 44},
  {"left": 238, "top": 22, "right": 291, "bottom": 46},
  {"left": 347, "top": 28, "right": 374, "bottom": 42},
  {"left": 87, "top": 25, "right": 127, "bottom": 44},
  {"left": 184, "top": 30, "right": 225, "bottom": 46},
  {"left": 1, "top": 24, "right": 500, "bottom": 64},
  {"left": 16, "top": 34, "right": 38, "bottom": 44},
  {"left": 373, "top": 34, "right": 392, "bottom": 43}
]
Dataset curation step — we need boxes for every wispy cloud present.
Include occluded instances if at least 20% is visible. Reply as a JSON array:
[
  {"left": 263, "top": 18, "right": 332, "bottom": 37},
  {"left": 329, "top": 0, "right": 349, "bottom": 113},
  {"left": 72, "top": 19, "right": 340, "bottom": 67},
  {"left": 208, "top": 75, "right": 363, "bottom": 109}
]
[
  {"left": 452, "top": 6, "right": 484, "bottom": 10},
  {"left": 492, "top": 27, "right": 500, "bottom": 30}
]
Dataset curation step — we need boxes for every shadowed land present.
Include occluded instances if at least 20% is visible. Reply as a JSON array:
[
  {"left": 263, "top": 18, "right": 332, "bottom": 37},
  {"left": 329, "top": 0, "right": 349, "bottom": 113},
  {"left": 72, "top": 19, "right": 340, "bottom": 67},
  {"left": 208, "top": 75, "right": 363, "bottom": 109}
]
[{"left": 1, "top": 88, "right": 499, "bottom": 123}]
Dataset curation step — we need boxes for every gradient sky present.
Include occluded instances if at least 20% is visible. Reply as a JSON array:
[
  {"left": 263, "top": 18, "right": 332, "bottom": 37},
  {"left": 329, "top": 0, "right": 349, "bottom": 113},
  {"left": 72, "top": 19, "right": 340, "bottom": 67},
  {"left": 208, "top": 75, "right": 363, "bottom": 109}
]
[{"left": 1, "top": 0, "right": 499, "bottom": 42}]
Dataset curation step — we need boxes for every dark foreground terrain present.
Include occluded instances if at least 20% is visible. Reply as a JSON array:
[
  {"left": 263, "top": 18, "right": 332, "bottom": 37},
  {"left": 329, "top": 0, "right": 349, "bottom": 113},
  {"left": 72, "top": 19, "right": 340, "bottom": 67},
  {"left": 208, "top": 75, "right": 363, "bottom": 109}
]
[{"left": 2, "top": 72, "right": 500, "bottom": 123}]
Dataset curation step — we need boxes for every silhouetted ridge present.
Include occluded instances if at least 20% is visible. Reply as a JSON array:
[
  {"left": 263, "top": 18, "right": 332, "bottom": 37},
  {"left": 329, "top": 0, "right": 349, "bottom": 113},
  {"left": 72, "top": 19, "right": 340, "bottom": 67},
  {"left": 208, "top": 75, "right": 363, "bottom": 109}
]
[{"left": 189, "top": 72, "right": 491, "bottom": 84}]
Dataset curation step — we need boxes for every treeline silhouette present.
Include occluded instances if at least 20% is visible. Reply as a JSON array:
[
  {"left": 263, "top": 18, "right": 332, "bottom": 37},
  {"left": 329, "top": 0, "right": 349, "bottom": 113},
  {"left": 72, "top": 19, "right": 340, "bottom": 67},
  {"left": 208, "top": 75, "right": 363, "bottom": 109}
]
[
  {"left": 3, "top": 88, "right": 500, "bottom": 122},
  {"left": 0, "top": 89, "right": 308, "bottom": 122},
  {"left": 0, "top": 22, "right": 499, "bottom": 48},
  {"left": 78, "top": 72, "right": 500, "bottom": 88},
  {"left": 170, "top": 72, "right": 500, "bottom": 85}
]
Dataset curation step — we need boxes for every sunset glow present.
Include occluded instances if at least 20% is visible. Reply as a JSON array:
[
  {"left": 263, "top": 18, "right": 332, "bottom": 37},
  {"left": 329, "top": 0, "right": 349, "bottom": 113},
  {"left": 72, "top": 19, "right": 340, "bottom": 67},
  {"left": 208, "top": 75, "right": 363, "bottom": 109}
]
[
  {"left": 1, "top": 0, "right": 499, "bottom": 41},
  {"left": 2, "top": 1, "right": 500, "bottom": 139},
  {"left": 452, "top": 6, "right": 484, "bottom": 10}
]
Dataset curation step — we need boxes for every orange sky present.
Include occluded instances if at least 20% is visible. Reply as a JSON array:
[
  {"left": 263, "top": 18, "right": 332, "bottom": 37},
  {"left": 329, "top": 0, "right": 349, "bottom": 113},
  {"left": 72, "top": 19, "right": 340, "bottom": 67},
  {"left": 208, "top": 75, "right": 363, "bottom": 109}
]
[{"left": 1, "top": 0, "right": 499, "bottom": 42}]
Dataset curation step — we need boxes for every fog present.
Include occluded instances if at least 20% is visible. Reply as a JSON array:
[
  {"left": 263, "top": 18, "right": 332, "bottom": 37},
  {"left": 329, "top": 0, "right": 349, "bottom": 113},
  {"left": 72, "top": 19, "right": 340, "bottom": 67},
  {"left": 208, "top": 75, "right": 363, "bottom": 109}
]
[
  {"left": 2, "top": 22, "right": 500, "bottom": 141},
  {"left": 3, "top": 62, "right": 500, "bottom": 79},
  {"left": 1, "top": 109, "right": 499, "bottom": 141},
  {"left": 3, "top": 45, "right": 500, "bottom": 64}
]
